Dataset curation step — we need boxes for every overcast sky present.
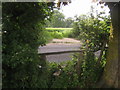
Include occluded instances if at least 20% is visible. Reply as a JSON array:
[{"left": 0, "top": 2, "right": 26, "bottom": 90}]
[{"left": 59, "top": 0, "right": 110, "bottom": 19}]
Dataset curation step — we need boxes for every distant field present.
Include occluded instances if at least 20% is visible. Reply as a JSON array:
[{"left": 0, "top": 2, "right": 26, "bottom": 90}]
[{"left": 46, "top": 28, "right": 73, "bottom": 32}]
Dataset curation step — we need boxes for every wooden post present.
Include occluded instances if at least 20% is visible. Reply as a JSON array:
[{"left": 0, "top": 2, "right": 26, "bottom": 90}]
[
  {"left": 40, "top": 55, "right": 46, "bottom": 61},
  {"left": 76, "top": 52, "right": 84, "bottom": 76}
]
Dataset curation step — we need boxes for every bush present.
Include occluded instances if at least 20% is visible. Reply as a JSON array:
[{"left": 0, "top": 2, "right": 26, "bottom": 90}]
[
  {"left": 50, "top": 31, "right": 63, "bottom": 39},
  {"left": 79, "top": 51, "right": 103, "bottom": 88},
  {"left": 37, "top": 50, "right": 105, "bottom": 88},
  {"left": 2, "top": 2, "right": 54, "bottom": 88},
  {"left": 45, "top": 28, "right": 73, "bottom": 39},
  {"left": 72, "top": 14, "right": 110, "bottom": 51},
  {"left": 46, "top": 59, "right": 80, "bottom": 88},
  {"left": 68, "top": 10, "right": 110, "bottom": 87}
]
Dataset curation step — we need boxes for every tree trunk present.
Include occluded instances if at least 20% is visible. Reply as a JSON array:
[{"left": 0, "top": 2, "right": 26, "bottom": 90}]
[{"left": 97, "top": 2, "right": 119, "bottom": 88}]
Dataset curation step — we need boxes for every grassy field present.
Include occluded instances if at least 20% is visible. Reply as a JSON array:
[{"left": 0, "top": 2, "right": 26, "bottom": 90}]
[
  {"left": 46, "top": 28, "right": 73, "bottom": 32},
  {"left": 46, "top": 28, "right": 73, "bottom": 30}
]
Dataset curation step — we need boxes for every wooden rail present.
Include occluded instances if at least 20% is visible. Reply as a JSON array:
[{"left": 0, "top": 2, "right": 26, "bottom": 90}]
[
  {"left": 38, "top": 50, "right": 85, "bottom": 77},
  {"left": 38, "top": 50, "right": 84, "bottom": 55}
]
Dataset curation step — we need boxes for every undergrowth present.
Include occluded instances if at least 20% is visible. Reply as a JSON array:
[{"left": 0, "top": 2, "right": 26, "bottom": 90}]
[{"left": 43, "top": 51, "right": 106, "bottom": 88}]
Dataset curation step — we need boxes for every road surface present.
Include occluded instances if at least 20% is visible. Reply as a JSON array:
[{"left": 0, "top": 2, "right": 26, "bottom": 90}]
[{"left": 38, "top": 38, "right": 82, "bottom": 62}]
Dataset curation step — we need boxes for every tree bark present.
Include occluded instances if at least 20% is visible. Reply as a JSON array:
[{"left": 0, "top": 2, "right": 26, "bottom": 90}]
[{"left": 97, "top": 2, "right": 119, "bottom": 88}]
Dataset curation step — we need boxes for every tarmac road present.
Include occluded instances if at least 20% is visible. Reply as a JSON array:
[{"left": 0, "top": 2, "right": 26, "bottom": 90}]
[{"left": 38, "top": 38, "right": 82, "bottom": 63}]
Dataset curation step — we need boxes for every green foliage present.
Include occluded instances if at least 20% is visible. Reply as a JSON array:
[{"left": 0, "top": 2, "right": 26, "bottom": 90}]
[
  {"left": 46, "top": 10, "right": 73, "bottom": 28},
  {"left": 65, "top": 17, "right": 74, "bottom": 28},
  {"left": 2, "top": 2, "right": 111, "bottom": 88},
  {"left": 46, "top": 59, "right": 80, "bottom": 88},
  {"left": 46, "top": 10, "right": 66, "bottom": 28},
  {"left": 2, "top": 2, "right": 54, "bottom": 88},
  {"left": 69, "top": 7, "right": 111, "bottom": 88},
  {"left": 39, "top": 30, "right": 53, "bottom": 44},
  {"left": 79, "top": 51, "right": 103, "bottom": 88},
  {"left": 72, "top": 13, "right": 110, "bottom": 51},
  {"left": 35, "top": 51, "right": 106, "bottom": 88},
  {"left": 45, "top": 28, "right": 73, "bottom": 39},
  {"left": 50, "top": 31, "right": 63, "bottom": 39}
]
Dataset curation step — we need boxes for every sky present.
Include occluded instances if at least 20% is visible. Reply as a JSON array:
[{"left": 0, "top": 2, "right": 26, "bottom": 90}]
[{"left": 59, "top": 0, "right": 110, "bottom": 19}]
